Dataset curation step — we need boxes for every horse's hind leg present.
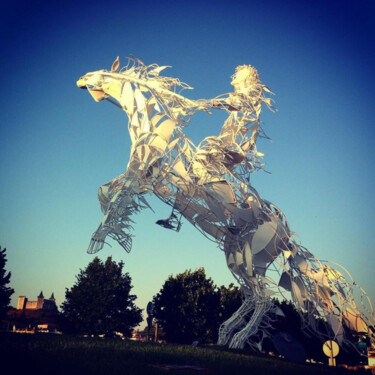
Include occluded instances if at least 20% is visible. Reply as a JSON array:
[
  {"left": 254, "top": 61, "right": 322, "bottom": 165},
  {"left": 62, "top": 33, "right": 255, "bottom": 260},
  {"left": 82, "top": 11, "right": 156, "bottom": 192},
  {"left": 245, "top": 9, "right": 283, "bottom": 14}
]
[
  {"left": 228, "top": 299, "right": 270, "bottom": 350},
  {"left": 217, "top": 297, "right": 254, "bottom": 346}
]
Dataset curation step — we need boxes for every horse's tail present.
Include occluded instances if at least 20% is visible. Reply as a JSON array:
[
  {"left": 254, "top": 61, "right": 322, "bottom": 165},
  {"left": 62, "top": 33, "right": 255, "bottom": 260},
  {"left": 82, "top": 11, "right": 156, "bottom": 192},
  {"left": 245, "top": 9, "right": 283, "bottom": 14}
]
[{"left": 282, "top": 247, "right": 375, "bottom": 349}]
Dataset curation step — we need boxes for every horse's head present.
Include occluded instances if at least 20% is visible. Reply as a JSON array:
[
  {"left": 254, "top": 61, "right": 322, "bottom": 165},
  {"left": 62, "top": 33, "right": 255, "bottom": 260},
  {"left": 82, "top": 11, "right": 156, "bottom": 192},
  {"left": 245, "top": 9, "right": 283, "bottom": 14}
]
[
  {"left": 77, "top": 56, "right": 205, "bottom": 132},
  {"left": 76, "top": 57, "right": 128, "bottom": 104},
  {"left": 76, "top": 69, "right": 108, "bottom": 102}
]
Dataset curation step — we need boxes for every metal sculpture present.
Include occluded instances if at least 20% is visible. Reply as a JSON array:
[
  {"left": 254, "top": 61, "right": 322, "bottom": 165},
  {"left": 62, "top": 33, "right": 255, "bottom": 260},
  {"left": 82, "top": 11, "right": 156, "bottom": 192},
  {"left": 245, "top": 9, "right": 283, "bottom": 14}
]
[{"left": 77, "top": 56, "right": 374, "bottom": 351}]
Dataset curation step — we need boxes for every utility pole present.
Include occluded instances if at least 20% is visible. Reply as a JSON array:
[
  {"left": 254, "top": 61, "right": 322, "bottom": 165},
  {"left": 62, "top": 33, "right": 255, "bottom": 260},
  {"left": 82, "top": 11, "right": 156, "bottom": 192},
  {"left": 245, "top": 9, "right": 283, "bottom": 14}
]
[{"left": 154, "top": 321, "right": 158, "bottom": 343}]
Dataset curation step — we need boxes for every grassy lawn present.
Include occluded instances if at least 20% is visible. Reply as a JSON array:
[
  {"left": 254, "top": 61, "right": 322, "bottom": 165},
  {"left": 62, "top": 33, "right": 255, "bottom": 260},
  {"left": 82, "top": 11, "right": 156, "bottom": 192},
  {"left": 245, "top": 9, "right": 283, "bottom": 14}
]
[{"left": 0, "top": 333, "right": 358, "bottom": 375}]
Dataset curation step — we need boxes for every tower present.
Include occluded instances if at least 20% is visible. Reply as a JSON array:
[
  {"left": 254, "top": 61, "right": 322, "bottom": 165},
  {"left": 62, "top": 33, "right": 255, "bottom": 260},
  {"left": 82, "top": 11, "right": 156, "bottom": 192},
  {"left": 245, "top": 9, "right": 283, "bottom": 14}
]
[
  {"left": 36, "top": 291, "right": 44, "bottom": 309},
  {"left": 17, "top": 296, "right": 27, "bottom": 310}
]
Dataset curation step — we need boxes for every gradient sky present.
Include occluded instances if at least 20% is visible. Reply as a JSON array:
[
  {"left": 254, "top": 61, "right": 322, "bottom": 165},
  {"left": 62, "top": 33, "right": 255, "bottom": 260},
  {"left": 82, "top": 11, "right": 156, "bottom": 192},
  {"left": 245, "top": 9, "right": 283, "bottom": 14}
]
[{"left": 1, "top": 0, "right": 374, "bottom": 327}]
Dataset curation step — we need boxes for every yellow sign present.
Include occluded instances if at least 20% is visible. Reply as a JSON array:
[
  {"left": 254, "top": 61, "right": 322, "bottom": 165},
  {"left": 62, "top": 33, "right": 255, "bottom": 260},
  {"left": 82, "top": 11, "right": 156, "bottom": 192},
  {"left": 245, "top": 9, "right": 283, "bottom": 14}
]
[{"left": 323, "top": 340, "right": 339, "bottom": 358}]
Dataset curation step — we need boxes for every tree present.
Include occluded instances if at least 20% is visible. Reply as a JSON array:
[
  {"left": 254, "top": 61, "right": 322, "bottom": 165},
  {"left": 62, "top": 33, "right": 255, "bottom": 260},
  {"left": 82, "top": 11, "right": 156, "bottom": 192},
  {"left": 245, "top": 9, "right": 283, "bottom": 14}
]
[
  {"left": 218, "top": 283, "right": 243, "bottom": 326},
  {"left": 0, "top": 246, "right": 14, "bottom": 319},
  {"left": 61, "top": 257, "right": 142, "bottom": 336},
  {"left": 153, "top": 268, "right": 220, "bottom": 344},
  {"left": 153, "top": 268, "right": 243, "bottom": 344}
]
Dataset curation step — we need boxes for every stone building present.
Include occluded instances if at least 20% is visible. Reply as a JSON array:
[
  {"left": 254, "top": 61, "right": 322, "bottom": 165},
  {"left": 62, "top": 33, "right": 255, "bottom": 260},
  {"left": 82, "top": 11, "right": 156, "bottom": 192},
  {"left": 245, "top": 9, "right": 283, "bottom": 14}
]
[
  {"left": 4, "top": 291, "right": 59, "bottom": 332},
  {"left": 17, "top": 291, "right": 57, "bottom": 311}
]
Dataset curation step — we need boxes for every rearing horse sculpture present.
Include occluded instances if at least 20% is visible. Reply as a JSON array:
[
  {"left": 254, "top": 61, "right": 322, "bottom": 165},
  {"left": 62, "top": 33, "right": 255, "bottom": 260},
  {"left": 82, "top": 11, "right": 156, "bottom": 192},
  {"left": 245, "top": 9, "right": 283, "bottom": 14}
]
[{"left": 77, "top": 56, "right": 374, "bottom": 351}]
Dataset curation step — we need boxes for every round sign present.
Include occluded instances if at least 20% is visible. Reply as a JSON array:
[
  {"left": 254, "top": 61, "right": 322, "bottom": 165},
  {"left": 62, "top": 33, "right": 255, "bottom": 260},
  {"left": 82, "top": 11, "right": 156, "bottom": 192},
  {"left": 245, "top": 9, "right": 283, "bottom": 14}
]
[{"left": 323, "top": 340, "right": 339, "bottom": 358}]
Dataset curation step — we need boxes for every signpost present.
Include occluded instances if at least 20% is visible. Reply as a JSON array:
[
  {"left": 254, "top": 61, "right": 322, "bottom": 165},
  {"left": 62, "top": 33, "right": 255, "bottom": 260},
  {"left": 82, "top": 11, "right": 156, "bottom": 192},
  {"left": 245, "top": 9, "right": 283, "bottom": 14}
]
[
  {"left": 147, "top": 302, "right": 154, "bottom": 342},
  {"left": 323, "top": 340, "right": 339, "bottom": 366}
]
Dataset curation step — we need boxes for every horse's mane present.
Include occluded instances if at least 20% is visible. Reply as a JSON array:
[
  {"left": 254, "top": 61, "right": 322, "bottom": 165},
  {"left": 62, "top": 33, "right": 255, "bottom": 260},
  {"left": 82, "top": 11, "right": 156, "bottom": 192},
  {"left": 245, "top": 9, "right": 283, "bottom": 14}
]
[{"left": 118, "top": 56, "right": 193, "bottom": 94}]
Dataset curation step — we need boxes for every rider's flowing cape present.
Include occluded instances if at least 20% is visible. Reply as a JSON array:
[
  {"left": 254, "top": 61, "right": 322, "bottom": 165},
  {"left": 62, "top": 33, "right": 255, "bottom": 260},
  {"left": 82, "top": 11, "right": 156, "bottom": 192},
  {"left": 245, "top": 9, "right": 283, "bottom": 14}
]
[{"left": 77, "top": 56, "right": 374, "bottom": 351}]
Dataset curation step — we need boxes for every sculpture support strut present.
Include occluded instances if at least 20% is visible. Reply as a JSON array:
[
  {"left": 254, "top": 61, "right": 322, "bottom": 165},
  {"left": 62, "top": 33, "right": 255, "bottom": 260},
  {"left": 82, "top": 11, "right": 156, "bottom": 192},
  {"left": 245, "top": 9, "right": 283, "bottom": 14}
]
[{"left": 77, "top": 56, "right": 375, "bottom": 352}]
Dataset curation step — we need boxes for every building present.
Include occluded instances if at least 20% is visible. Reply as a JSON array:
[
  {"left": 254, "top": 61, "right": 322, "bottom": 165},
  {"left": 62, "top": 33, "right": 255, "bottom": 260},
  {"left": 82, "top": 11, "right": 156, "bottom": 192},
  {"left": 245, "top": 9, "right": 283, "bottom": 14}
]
[
  {"left": 5, "top": 291, "right": 59, "bottom": 333},
  {"left": 17, "top": 291, "right": 57, "bottom": 311}
]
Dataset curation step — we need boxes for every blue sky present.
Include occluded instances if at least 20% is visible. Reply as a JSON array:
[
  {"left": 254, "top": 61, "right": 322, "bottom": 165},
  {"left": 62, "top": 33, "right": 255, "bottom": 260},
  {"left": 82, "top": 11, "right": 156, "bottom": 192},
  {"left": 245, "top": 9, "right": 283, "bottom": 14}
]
[{"left": 1, "top": 0, "right": 374, "bottom": 326}]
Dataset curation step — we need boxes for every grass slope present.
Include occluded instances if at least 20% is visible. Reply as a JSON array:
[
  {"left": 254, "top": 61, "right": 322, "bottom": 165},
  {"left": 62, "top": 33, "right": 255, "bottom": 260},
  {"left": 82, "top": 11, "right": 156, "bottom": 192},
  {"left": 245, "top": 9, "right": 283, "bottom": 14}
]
[{"left": 0, "top": 333, "right": 356, "bottom": 375}]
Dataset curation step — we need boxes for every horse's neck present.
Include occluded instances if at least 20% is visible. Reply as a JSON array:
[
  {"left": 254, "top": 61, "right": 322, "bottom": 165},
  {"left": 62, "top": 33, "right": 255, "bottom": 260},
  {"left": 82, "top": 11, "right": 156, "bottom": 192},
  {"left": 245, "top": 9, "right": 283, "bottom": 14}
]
[
  {"left": 123, "top": 89, "right": 186, "bottom": 147},
  {"left": 106, "top": 82, "right": 198, "bottom": 185},
  {"left": 103, "top": 77, "right": 193, "bottom": 148}
]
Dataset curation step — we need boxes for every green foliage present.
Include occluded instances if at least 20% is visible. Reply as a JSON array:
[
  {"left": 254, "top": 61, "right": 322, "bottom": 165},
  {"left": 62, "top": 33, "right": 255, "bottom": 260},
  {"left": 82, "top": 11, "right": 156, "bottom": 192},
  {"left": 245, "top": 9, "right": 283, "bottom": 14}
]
[
  {"left": 153, "top": 268, "right": 218, "bottom": 344},
  {"left": 0, "top": 246, "right": 14, "bottom": 319},
  {"left": 153, "top": 268, "right": 242, "bottom": 344},
  {"left": 61, "top": 257, "right": 142, "bottom": 337},
  {"left": 218, "top": 283, "right": 243, "bottom": 325}
]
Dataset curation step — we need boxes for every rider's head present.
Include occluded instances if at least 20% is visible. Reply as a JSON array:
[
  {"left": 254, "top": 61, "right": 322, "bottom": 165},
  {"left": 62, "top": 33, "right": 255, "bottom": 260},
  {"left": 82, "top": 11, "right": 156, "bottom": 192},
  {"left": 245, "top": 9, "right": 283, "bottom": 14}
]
[{"left": 230, "top": 65, "right": 260, "bottom": 95}]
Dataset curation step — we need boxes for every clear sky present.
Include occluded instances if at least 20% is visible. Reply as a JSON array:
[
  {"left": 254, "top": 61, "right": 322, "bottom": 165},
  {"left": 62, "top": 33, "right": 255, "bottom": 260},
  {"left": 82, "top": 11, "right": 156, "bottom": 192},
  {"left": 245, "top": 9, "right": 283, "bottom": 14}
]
[{"left": 1, "top": 0, "right": 374, "bottom": 328}]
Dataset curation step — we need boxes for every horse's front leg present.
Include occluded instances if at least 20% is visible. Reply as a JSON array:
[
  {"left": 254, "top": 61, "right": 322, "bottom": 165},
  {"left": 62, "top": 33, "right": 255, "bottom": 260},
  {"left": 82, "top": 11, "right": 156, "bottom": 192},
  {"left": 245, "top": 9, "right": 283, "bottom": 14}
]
[
  {"left": 88, "top": 220, "right": 133, "bottom": 254},
  {"left": 88, "top": 176, "right": 149, "bottom": 254}
]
